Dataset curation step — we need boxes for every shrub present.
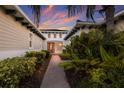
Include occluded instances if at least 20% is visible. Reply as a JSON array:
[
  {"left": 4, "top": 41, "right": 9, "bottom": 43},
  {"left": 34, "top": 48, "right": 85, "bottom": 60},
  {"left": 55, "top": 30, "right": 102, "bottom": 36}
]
[
  {"left": 61, "top": 29, "right": 124, "bottom": 87},
  {"left": 25, "top": 50, "right": 50, "bottom": 59},
  {"left": 60, "top": 59, "right": 100, "bottom": 72},
  {"left": 0, "top": 57, "right": 37, "bottom": 88},
  {"left": 59, "top": 53, "right": 71, "bottom": 60},
  {"left": 25, "top": 51, "right": 43, "bottom": 58},
  {"left": 78, "top": 48, "right": 124, "bottom": 88},
  {"left": 25, "top": 51, "right": 47, "bottom": 63},
  {"left": 41, "top": 50, "right": 50, "bottom": 58}
]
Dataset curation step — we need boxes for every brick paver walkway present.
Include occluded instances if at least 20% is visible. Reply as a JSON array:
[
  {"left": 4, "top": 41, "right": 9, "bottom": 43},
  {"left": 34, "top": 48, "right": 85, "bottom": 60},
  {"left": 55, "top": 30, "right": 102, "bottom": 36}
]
[{"left": 40, "top": 55, "right": 70, "bottom": 88}]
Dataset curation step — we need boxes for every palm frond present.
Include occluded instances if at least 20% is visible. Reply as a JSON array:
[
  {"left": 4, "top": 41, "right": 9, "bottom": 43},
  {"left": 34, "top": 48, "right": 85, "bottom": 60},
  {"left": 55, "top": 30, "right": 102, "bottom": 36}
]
[
  {"left": 67, "top": 5, "right": 96, "bottom": 22},
  {"left": 86, "top": 5, "right": 96, "bottom": 22},
  {"left": 67, "top": 5, "right": 83, "bottom": 17},
  {"left": 28, "top": 5, "right": 41, "bottom": 27}
]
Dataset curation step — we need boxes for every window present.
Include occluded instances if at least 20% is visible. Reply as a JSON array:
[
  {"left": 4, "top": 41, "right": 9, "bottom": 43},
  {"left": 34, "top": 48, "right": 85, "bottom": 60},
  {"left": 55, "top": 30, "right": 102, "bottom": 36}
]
[
  {"left": 59, "top": 33, "right": 62, "bottom": 38},
  {"left": 29, "top": 33, "right": 33, "bottom": 48},
  {"left": 54, "top": 34, "right": 56, "bottom": 38},
  {"left": 48, "top": 33, "right": 51, "bottom": 38}
]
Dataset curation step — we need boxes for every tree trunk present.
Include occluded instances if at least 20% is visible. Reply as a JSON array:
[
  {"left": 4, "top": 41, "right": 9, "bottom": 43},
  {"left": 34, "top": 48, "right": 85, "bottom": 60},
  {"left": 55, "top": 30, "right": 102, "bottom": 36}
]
[{"left": 104, "top": 5, "right": 115, "bottom": 31}]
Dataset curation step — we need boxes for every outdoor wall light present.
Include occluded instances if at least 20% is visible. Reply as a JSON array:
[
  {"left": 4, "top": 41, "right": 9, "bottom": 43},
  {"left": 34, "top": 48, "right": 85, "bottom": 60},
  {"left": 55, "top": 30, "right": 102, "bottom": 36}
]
[{"left": 59, "top": 43, "right": 62, "bottom": 47}]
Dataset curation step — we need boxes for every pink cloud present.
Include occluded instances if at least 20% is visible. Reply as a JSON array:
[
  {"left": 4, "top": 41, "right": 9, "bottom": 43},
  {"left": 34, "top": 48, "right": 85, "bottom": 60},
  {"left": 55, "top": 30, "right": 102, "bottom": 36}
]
[
  {"left": 39, "top": 10, "right": 80, "bottom": 30},
  {"left": 61, "top": 15, "right": 79, "bottom": 23},
  {"left": 39, "top": 26, "right": 71, "bottom": 30},
  {"left": 43, "top": 5, "right": 54, "bottom": 15},
  {"left": 52, "top": 12, "right": 67, "bottom": 19},
  {"left": 40, "top": 15, "right": 79, "bottom": 27},
  {"left": 58, "top": 26, "right": 72, "bottom": 30}
]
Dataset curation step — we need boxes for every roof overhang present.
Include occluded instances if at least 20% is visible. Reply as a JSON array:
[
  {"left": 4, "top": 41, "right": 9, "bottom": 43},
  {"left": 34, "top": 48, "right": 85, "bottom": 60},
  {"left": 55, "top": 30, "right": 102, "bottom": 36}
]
[
  {"left": 64, "top": 9, "right": 124, "bottom": 40},
  {"left": 64, "top": 21, "right": 100, "bottom": 40},
  {"left": 1, "top": 5, "right": 46, "bottom": 40}
]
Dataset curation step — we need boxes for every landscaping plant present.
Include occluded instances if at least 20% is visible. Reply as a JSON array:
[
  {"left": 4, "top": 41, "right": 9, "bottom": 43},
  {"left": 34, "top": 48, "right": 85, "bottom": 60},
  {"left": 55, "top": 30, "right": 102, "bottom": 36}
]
[
  {"left": 0, "top": 50, "right": 50, "bottom": 88},
  {"left": 0, "top": 57, "right": 37, "bottom": 88},
  {"left": 25, "top": 50, "right": 50, "bottom": 64},
  {"left": 60, "top": 29, "right": 124, "bottom": 88}
]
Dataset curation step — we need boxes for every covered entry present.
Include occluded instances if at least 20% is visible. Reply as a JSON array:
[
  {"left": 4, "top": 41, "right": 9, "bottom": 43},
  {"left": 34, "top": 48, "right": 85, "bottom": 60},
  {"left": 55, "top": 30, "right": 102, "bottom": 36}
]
[{"left": 47, "top": 42, "right": 63, "bottom": 54}]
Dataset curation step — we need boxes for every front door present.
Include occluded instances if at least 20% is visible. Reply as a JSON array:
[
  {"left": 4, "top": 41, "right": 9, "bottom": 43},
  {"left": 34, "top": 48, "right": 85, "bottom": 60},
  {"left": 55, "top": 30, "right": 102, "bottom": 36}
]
[{"left": 47, "top": 42, "right": 55, "bottom": 53}]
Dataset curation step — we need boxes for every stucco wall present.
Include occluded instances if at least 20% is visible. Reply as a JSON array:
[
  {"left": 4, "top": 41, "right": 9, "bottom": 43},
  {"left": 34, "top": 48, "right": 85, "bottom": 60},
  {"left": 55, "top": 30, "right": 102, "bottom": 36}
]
[
  {"left": 42, "top": 32, "right": 67, "bottom": 42},
  {"left": 41, "top": 31, "right": 67, "bottom": 52}
]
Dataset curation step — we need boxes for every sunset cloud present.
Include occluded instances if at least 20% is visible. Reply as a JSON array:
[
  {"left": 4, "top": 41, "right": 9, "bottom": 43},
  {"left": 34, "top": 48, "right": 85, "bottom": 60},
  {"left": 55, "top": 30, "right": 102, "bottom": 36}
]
[
  {"left": 43, "top": 5, "right": 54, "bottom": 15},
  {"left": 52, "top": 12, "right": 67, "bottom": 19},
  {"left": 39, "top": 26, "right": 72, "bottom": 30},
  {"left": 58, "top": 15, "right": 79, "bottom": 24},
  {"left": 39, "top": 12, "right": 79, "bottom": 30},
  {"left": 39, "top": 6, "right": 80, "bottom": 30},
  {"left": 19, "top": 5, "right": 124, "bottom": 32},
  {"left": 58, "top": 26, "right": 72, "bottom": 30}
]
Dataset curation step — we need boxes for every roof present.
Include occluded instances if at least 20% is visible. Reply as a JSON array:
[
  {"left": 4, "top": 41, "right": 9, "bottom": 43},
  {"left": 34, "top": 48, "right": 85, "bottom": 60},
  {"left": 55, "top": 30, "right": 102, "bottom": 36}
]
[
  {"left": 64, "top": 20, "right": 100, "bottom": 40},
  {"left": 115, "top": 9, "right": 124, "bottom": 18},
  {"left": 74, "top": 20, "right": 100, "bottom": 28},
  {"left": 64, "top": 9, "right": 124, "bottom": 40},
  {"left": 40, "top": 29, "right": 68, "bottom": 32},
  {"left": 1, "top": 5, "right": 46, "bottom": 40}
]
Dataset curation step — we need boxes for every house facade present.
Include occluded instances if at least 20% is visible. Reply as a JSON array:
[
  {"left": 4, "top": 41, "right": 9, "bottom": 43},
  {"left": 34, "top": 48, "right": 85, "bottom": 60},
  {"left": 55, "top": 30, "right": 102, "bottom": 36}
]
[
  {"left": 1, "top": 5, "right": 124, "bottom": 59},
  {"left": 0, "top": 5, "right": 46, "bottom": 59},
  {"left": 40, "top": 29, "right": 68, "bottom": 54}
]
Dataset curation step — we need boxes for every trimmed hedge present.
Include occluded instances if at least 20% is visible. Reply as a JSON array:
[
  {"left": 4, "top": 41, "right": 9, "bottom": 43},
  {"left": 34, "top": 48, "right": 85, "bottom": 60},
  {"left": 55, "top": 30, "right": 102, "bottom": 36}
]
[
  {"left": 0, "top": 57, "right": 37, "bottom": 88},
  {"left": 25, "top": 50, "right": 50, "bottom": 58},
  {"left": 25, "top": 50, "right": 50, "bottom": 64}
]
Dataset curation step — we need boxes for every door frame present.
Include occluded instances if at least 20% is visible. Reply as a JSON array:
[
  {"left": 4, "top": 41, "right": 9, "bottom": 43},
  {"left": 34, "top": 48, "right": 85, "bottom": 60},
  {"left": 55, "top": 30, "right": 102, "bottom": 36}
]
[
  {"left": 47, "top": 41, "right": 63, "bottom": 54},
  {"left": 47, "top": 42, "right": 55, "bottom": 53}
]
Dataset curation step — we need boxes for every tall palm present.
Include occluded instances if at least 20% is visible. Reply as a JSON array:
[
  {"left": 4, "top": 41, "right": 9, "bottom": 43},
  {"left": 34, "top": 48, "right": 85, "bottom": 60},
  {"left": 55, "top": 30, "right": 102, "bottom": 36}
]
[
  {"left": 29, "top": 5, "right": 115, "bottom": 31},
  {"left": 28, "top": 5, "right": 42, "bottom": 27},
  {"left": 67, "top": 5, "right": 115, "bottom": 31}
]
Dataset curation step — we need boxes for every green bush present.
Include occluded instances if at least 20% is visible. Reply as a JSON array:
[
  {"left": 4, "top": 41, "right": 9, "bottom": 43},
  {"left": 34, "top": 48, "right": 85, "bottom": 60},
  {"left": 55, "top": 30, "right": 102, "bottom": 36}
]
[
  {"left": 25, "top": 51, "right": 46, "bottom": 63},
  {"left": 0, "top": 57, "right": 37, "bottom": 88},
  {"left": 42, "top": 50, "right": 50, "bottom": 58},
  {"left": 60, "top": 59, "right": 100, "bottom": 74},
  {"left": 25, "top": 51, "right": 43, "bottom": 58},
  {"left": 61, "top": 29, "right": 124, "bottom": 88},
  {"left": 59, "top": 53, "right": 71, "bottom": 60},
  {"left": 25, "top": 50, "right": 50, "bottom": 59},
  {"left": 88, "top": 47, "right": 124, "bottom": 88}
]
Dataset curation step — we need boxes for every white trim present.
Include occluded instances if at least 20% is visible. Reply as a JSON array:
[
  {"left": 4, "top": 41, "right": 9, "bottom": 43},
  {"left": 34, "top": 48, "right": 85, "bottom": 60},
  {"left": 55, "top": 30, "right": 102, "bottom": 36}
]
[
  {"left": 115, "top": 9, "right": 124, "bottom": 18},
  {"left": 12, "top": 5, "right": 45, "bottom": 40}
]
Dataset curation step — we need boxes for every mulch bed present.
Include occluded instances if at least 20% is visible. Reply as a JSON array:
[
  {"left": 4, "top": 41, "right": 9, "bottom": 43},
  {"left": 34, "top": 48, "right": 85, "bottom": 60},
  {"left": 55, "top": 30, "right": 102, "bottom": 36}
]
[
  {"left": 61, "top": 59, "right": 86, "bottom": 88},
  {"left": 19, "top": 56, "right": 51, "bottom": 88},
  {"left": 65, "top": 69, "right": 87, "bottom": 88}
]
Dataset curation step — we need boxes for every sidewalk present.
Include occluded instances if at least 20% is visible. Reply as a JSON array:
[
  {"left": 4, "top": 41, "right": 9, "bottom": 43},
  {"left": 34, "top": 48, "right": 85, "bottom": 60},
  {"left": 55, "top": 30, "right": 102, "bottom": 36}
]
[{"left": 40, "top": 55, "right": 70, "bottom": 88}]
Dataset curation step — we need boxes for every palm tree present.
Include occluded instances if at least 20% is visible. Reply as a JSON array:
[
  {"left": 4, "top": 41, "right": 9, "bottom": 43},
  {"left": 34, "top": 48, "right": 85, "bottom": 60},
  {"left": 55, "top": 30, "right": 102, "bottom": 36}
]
[
  {"left": 67, "top": 5, "right": 115, "bottom": 31},
  {"left": 29, "top": 5, "right": 115, "bottom": 31},
  {"left": 28, "top": 5, "right": 42, "bottom": 27}
]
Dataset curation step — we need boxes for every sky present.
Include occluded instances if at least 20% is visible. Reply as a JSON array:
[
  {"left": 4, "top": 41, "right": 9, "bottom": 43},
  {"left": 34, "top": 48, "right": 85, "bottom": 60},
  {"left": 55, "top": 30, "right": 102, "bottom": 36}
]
[{"left": 20, "top": 5, "right": 124, "bottom": 30}]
